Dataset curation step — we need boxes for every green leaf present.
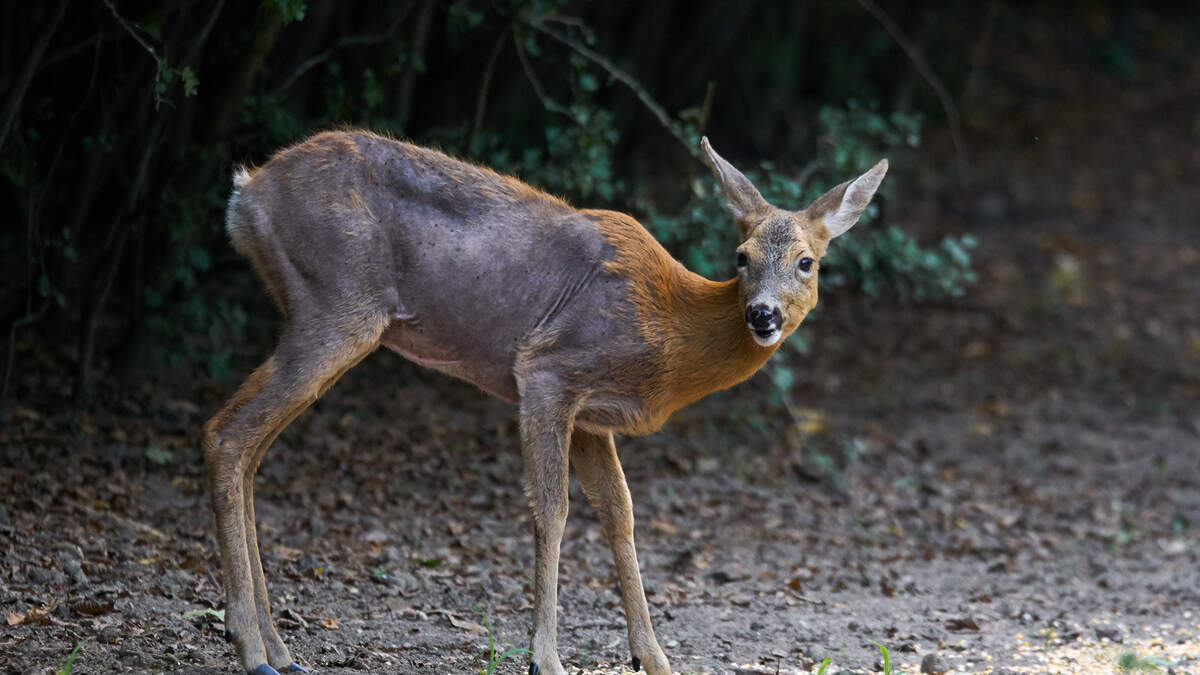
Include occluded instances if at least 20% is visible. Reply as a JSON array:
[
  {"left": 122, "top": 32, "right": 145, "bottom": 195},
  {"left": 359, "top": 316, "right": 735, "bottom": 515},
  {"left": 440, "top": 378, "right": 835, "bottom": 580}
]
[
  {"left": 180, "top": 66, "right": 199, "bottom": 96},
  {"left": 871, "top": 642, "right": 891, "bottom": 675},
  {"left": 523, "top": 32, "right": 540, "bottom": 57},
  {"left": 56, "top": 640, "right": 86, "bottom": 675},
  {"left": 182, "top": 607, "right": 225, "bottom": 621},
  {"left": 188, "top": 246, "right": 211, "bottom": 271},
  {"left": 266, "top": 0, "right": 307, "bottom": 23},
  {"left": 145, "top": 446, "right": 173, "bottom": 465},
  {"left": 363, "top": 68, "right": 384, "bottom": 109}
]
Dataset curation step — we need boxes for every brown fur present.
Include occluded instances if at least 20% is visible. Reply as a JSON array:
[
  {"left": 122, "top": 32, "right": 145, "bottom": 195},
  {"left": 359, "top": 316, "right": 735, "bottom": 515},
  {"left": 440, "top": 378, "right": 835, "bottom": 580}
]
[{"left": 588, "top": 210, "right": 777, "bottom": 429}]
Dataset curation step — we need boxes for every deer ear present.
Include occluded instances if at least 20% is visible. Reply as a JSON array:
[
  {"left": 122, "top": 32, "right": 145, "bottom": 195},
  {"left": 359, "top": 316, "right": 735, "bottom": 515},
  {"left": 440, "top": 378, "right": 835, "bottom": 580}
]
[
  {"left": 807, "top": 159, "right": 888, "bottom": 239},
  {"left": 700, "top": 137, "right": 770, "bottom": 234}
]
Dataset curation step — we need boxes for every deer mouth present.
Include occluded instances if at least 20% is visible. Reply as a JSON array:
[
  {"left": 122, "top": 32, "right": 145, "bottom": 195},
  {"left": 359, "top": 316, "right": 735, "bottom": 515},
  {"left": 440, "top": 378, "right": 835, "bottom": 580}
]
[{"left": 751, "top": 326, "right": 781, "bottom": 347}]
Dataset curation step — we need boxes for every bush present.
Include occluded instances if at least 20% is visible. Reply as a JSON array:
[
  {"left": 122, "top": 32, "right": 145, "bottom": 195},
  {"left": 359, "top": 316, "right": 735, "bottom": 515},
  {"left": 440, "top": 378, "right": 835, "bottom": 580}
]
[{"left": 0, "top": 1, "right": 977, "bottom": 398}]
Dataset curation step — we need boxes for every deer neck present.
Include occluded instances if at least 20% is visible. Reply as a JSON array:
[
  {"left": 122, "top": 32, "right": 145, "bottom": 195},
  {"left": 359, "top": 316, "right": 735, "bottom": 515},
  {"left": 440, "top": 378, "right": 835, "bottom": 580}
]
[
  {"left": 587, "top": 209, "right": 779, "bottom": 423},
  {"left": 644, "top": 269, "right": 778, "bottom": 413}
]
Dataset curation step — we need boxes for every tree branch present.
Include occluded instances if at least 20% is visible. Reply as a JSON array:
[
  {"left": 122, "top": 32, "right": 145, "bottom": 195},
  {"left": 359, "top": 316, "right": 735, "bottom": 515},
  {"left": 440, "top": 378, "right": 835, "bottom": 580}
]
[
  {"left": 397, "top": 0, "right": 435, "bottom": 130},
  {"left": 526, "top": 17, "right": 698, "bottom": 158},
  {"left": 104, "top": 0, "right": 174, "bottom": 109},
  {"left": 0, "top": 0, "right": 69, "bottom": 151},
  {"left": 857, "top": 0, "right": 968, "bottom": 182},
  {"left": 467, "top": 24, "right": 511, "bottom": 155},
  {"left": 269, "top": 14, "right": 408, "bottom": 100},
  {"left": 512, "top": 29, "right": 577, "bottom": 124}
]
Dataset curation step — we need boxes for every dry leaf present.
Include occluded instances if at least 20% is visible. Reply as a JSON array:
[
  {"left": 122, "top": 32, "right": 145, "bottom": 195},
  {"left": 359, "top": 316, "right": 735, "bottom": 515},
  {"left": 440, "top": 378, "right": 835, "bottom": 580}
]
[
  {"left": 446, "top": 614, "right": 484, "bottom": 633},
  {"left": 272, "top": 545, "right": 303, "bottom": 562},
  {"left": 73, "top": 599, "right": 115, "bottom": 616},
  {"left": 321, "top": 617, "right": 340, "bottom": 630},
  {"left": 8, "top": 611, "right": 25, "bottom": 626},
  {"left": 793, "top": 407, "right": 829, "bottom": 434},
  {"left": 649, "top": 519, "right": 676, "bottom": 535}
]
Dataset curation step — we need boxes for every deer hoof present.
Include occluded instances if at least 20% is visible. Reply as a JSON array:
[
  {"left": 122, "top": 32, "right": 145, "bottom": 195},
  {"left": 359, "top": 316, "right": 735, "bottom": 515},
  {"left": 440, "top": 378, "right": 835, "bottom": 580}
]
[
  {"left": 286, "top": 664, "right": 309, "bottom": 673},
  {"left": 224, "top": 628, "right": 233, "bottom": 643},
  {"left": 250, "top": 665, "right": 281, "bottom": 675},
  {"left": 631, "top": 656, "right": 642, "bottom": 671}
]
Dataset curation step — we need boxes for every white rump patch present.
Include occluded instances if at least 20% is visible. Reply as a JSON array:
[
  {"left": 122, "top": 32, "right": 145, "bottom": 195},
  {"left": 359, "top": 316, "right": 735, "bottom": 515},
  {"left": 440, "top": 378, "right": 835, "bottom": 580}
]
[{"left": 232, "top": 166, "right": 252, "bottom": 188}]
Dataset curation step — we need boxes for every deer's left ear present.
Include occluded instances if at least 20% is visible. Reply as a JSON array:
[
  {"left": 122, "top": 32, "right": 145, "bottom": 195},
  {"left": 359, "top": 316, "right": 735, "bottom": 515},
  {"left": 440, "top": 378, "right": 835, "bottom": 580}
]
[
  {"left": 807, "top": 159, "right": 888, "bottom": 239},
  {"left": 700, "top": 137, "right": 770, "bottom": 237}
]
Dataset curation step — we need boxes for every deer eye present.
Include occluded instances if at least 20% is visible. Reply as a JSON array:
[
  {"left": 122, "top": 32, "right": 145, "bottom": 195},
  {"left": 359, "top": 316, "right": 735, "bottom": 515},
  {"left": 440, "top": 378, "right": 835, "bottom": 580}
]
[
  {"left": 797, "top": 257, "right": 814, "bottom": 274},
  {"left": 736, "top": 252, "right": 748, "bottom": 268}
]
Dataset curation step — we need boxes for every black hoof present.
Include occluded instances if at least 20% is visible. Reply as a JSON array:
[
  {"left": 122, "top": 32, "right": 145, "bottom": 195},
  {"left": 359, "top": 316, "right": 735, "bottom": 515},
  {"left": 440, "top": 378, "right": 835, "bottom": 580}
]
[
  {"left": 528, "top": 664, "right": 539, "bottom": 675},
  {"left": 250, "top": 665, "right": 280, "bottom": 675},
  {"left": 286, "top": 664, "right": 309, "bottom": 673},
  {"left": 225, "top": 628, "right": 234, "bottom": 643},
  {"left": 631, "top": 656, "right": 642, "bottom": 671}
]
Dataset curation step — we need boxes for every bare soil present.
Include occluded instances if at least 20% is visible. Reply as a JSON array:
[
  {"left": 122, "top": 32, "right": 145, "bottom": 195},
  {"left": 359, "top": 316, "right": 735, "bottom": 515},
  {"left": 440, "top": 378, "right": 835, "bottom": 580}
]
[{"left": 3, "top": 14, "right": 1199, "bottom": 675}]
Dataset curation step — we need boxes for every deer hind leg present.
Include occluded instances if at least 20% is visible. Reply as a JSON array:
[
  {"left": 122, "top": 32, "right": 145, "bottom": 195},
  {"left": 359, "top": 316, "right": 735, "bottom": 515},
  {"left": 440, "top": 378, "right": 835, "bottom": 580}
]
[
  {"left": 241, "top": 341, "right": 375, "bottom": 673},
  {"left": 204, "top": 316, "right": 384, "bottom": 675},
  {"left": 570, "top": 430, "right": 670, "bottom": 675}
]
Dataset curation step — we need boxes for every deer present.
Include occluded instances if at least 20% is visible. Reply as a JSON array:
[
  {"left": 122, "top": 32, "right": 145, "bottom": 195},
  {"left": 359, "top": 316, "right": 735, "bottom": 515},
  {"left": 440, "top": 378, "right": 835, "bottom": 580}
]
[{"left": 203, "top": 129, "right": 886, "bottom": 675}]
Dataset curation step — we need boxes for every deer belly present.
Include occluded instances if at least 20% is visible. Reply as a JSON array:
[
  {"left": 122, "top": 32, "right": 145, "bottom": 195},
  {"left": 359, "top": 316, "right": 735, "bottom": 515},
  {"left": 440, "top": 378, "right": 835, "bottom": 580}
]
[{"left": 379, "top": 323, "right": 518, "bottom": 402}]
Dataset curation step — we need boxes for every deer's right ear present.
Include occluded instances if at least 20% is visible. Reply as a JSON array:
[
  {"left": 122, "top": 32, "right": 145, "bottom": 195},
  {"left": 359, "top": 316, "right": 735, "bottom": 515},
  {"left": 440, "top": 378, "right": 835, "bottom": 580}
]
[
  {"left": 700, "top": 137, "right": 770, "bottom": 237},
  {"left": 806, "top": 159, "right": 888, "bottom": 239}
]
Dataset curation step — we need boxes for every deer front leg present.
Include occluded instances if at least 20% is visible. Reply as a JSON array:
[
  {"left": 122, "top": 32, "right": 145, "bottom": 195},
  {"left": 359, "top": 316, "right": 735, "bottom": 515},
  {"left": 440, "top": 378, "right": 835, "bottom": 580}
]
[
  {"left": 571, "top": 430, "right": 670, "bottom": 675},
  {"left": 517, "top": 383, "right": 575, "bottom": 675}
]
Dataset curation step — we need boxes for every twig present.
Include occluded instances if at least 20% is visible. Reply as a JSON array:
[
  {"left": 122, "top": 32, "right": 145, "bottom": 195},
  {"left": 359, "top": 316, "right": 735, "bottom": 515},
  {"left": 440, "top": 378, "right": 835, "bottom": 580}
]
[
  {"left": 397, "top": 0, "right": 436, "bottom": 130},
  {"left": 105, "top": 0, "right": 159, "bottom": 59},
  {"left": 2, "top": 300, "right": 49, "bottom": 408},
  {"left": 526, "top": 18, "right": 697, "bottom": 158},
  {"left": 5, "top": 31, "right": 106, "bottom": 407},
  {"left": 857, "top": 0, "right": 968, "bottom": 183},
  {"left": 104, "top": 0, "right": 170, "bottom": 109},
  {"left": 961, "top": 0, "right": 999, "bottom": 105},
  {"left": 794, "top": 159, "right": 826, "bottom": 194},
  {"left": 65, "top": 498, "right": 165, "bottom": 540},
  {"left": 39, "top": 32, "right": 119, "bottom": 73},
  {"left": 184, "top": 0, "right": 227, "bottom": 66},
  {"left": 697, "top": 81, "right": 716, "bottom": 137},
  {"left": 512, "top": 29, "right": 577, "bottom": 123},
  {"left": 269, "top": 15, "right": 407, "bottom": 100},
  {"left": 468, "top": 24, "right": 511, "bottom": 155},
  {"left": 0, "top": 0, "right": 69, "bottom": 151}
]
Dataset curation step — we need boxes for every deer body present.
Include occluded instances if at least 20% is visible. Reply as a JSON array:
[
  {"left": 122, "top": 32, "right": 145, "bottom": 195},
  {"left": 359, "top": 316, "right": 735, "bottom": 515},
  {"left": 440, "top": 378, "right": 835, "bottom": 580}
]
[{"left": 206, "top": 129, "right": 885, "bottom": 675}]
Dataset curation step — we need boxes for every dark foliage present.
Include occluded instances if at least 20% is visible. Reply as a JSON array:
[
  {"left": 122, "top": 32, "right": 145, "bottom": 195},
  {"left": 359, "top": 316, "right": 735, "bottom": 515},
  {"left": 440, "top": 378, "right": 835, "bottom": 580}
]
[{"left": 1, "top": 1, "right": 981, "bottom": 404}]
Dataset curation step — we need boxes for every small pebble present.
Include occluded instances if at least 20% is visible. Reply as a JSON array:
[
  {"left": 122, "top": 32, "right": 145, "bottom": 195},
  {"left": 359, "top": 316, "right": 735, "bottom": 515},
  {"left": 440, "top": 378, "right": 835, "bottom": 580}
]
[{"left": 920, "top": 654, "right": 948, "bottom": 674}]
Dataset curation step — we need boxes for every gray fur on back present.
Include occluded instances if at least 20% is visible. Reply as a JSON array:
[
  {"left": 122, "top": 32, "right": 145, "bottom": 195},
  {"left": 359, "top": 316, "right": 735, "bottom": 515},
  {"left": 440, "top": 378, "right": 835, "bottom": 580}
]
[{"left": 226, "top": 131, "right": 642, "bottom": 404}]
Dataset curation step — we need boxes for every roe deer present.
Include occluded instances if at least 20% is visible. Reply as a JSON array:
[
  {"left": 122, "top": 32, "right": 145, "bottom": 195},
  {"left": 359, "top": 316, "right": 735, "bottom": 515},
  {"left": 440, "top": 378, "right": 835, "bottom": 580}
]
[{"left": 203, "top": 130, "right": 886, "bottom": 675}]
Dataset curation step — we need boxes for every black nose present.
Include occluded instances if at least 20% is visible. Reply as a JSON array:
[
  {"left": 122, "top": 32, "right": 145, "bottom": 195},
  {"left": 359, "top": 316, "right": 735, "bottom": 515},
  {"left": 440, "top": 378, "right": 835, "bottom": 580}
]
[{"left": 745, "top": 304, "right": 781, "bottom": 331}]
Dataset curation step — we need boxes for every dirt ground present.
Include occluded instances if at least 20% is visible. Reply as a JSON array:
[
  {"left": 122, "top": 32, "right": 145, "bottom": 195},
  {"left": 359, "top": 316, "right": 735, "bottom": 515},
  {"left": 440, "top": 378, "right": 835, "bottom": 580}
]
[{"left": 3, "top": 13, "right": 1199, "bottom": 675}]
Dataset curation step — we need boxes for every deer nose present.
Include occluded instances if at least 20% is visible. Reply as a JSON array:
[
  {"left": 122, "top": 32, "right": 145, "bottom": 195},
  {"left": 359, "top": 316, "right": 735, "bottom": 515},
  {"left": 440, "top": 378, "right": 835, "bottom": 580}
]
[{"left": 745, "top": 304, "right": 782, "bottom": 332}]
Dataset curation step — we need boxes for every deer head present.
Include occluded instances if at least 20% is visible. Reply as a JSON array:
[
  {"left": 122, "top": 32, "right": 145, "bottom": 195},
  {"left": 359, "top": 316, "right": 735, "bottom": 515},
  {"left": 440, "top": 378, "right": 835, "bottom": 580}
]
[{"left": 700, "top": 136, "right": 888, "bottom": 347}]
